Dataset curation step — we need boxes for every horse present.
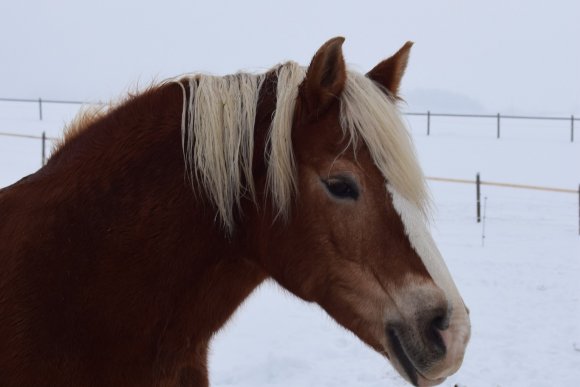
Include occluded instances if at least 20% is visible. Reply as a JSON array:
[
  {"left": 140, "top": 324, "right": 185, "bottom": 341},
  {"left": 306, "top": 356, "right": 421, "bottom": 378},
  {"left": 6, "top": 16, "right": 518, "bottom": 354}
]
[{"left": 0, "top": 37, "right": 470, "bottom": 386}]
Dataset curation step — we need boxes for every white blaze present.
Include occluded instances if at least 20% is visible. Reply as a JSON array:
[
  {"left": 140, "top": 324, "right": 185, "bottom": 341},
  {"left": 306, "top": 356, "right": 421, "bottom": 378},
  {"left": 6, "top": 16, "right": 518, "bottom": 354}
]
[
  {"left": 386, "top": 184, "right": 458, "bottom": 301},
  {"left": 387, "top": 183, "right": 470, "bottom": 375}
]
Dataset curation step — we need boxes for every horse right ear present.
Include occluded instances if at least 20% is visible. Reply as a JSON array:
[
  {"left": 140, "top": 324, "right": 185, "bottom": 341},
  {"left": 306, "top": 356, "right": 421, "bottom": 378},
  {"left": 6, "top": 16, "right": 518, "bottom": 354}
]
[
  {"left": 302, "top": 37, "right": 347, "bottom": 115},
  {"left": 366, "top": 41, "right": 413, "bottom": 98}
]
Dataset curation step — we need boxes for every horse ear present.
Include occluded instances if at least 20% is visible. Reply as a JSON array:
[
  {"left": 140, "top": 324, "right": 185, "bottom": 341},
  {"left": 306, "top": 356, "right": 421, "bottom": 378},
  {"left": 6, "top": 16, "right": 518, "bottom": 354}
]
[
  {"left": 303, "top": 36, "right": 347, "bottom": 114},
  {"left": 366, "top": 41, "right": 413, "bottom": 98}
]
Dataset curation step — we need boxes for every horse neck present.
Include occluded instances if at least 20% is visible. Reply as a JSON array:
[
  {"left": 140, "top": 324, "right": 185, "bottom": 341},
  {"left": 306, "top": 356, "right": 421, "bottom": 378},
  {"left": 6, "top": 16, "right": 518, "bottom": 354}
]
[{"left": 34, "top": 83, "right": 268, "bottom": 348}]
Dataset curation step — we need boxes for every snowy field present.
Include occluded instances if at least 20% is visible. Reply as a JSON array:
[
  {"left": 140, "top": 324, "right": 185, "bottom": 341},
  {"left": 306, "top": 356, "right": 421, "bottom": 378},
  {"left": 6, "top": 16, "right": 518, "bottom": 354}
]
[{"left": 1, "top": 102, "right": 579, "bottom": 386}]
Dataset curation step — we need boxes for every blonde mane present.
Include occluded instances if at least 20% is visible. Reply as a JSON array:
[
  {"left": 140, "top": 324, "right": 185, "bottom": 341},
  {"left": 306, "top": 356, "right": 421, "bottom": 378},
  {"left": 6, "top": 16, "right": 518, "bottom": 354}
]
[{"left": 175, "top": 62, "right": 429, "bottom": 232}]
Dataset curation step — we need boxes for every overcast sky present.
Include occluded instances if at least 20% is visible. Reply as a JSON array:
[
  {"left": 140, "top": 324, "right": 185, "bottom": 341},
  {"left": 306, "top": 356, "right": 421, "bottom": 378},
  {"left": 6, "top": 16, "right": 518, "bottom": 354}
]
[{"left": 1, "top": 0, "right": 578, "bottom": 115}]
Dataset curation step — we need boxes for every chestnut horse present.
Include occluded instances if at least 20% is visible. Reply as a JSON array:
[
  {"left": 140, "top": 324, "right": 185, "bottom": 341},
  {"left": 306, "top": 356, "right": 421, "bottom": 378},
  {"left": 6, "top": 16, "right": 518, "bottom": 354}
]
[{"left": 0, "top": 38, "right": 470, "bottom": 386}]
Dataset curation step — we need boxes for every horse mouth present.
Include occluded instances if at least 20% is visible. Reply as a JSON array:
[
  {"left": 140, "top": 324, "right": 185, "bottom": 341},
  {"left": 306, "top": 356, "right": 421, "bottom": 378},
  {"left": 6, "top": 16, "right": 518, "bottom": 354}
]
[{"left": 387, "top": 329, "right": 446, "bottom": 387}]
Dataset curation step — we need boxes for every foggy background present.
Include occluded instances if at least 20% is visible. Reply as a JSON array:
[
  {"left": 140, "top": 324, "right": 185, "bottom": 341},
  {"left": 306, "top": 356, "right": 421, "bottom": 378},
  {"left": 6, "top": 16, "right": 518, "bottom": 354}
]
[{"left": 1, "top": 0, "right": 578, "bottom": 115}]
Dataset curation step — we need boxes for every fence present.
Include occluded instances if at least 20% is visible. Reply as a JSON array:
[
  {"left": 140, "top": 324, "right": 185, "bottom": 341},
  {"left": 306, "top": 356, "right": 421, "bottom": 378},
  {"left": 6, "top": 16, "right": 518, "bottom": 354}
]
[
  {"left": 406, "top": 111, "right": 577, "bottom": 142},
  {"left": 0, "top": 97, "right": 101, "bottom": 166},
  {"left": 426, "top": 174, "right": 580, "bottom": 235},
  {"left": 1, "top": 97, "right": 579, "bottom": 234}
]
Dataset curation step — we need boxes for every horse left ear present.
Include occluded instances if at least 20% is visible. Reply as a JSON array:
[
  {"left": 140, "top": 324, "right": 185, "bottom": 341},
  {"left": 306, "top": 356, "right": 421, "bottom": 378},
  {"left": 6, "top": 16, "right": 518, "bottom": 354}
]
[
  {"left": 303, "top": 36, "right": 347, "bottom": 114},
  {"left": 366, "top": 41, "right": 413, "bottom": 98}
]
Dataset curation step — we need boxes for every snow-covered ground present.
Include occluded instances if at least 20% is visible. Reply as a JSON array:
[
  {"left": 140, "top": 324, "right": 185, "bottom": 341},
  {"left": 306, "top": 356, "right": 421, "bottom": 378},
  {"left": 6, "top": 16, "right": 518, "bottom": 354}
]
[{"left": 1, "top": 102, "right": 579, "bottom": 386}]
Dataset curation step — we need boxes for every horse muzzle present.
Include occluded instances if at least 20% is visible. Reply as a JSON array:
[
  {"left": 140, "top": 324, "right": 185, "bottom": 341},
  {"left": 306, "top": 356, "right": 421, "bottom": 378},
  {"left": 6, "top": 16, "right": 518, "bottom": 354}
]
[{"left": 383, "top": 292, "right": 471, "bottom": 387}]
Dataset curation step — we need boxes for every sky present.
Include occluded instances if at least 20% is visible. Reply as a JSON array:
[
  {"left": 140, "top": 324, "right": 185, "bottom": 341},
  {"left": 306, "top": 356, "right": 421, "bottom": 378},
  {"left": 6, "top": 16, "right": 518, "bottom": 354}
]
[{"left": 1, "top": 0, "right": 578, "bottom": 116}]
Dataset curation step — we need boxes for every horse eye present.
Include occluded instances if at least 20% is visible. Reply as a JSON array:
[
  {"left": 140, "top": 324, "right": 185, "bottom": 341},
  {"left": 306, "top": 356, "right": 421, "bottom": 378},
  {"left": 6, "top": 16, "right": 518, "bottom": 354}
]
[{"left": 323, "top": 177, "right": 359, "bottom": 200}]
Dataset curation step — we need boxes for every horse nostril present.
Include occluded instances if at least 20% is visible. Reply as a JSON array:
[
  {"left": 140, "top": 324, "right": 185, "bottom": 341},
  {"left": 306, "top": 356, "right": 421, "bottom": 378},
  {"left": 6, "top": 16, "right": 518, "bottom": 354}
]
[
  {"left": 432, "top": 314, "right": 449, "bottom": 331},
  {"left": 426, "top": 312, "right": 448, "bottom": 357}
]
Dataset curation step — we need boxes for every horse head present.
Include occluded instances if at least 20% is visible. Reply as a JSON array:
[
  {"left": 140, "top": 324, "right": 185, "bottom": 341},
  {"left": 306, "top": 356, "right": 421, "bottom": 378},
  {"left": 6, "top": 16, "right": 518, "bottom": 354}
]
[{"left": 251, "top": 38, "right": 471, "bottom": 386}]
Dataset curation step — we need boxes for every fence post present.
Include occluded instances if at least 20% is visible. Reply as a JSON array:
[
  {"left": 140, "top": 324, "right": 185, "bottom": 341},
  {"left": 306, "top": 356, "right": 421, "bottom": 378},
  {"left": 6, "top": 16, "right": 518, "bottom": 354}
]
[
  {"left": 572, "top": 115, "right": 575, "bottom": 143},
  {"left": 476, "top": 173, "right": 481, "bottom": 223},
  {"left": 496, "top": 113, "right": 500, "bottom": 139},
  {"left": 427, "top": 110, "right": 431, "bottom": 136},
  {"left": 41, "top": 131, "right": 46, "bottom": 166},
  {"left": 38, "top": 98, "right": 43, "bottom": 121}
]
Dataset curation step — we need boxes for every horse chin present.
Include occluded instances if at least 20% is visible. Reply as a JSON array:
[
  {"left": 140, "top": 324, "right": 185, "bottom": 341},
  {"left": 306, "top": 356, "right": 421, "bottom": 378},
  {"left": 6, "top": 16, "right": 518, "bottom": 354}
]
[
  {"left": 414, "top": 374, "right": 446, "bottom": 387},
  {"left": 383, "top": 331, "right": 448, "bottom": 387},
  {"left": 386, "top": 357, "right": 447, "bottom": 387}
]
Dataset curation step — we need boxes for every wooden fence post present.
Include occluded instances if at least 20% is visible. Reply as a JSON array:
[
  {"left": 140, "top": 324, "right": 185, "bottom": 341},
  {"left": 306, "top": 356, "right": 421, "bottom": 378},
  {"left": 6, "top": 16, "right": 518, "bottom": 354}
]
[
  {"left": 496, "top": 113, "right": 500, "bottom": 139},
  {"left": 427, "top": 110, "right": 431, "bottom": 136},
  {"left": 38, "top": 98, "right": 43, "bottom": 121}
]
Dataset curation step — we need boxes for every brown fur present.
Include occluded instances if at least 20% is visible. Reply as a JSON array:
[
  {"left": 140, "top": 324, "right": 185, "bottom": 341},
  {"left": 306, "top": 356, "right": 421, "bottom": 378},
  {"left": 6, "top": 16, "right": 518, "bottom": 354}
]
[
  {"left": 0, "top": 39, "right": 461, "bottom": 386},
  {"left": 53, "top": 104, "right": 108, "bottom": 153}
]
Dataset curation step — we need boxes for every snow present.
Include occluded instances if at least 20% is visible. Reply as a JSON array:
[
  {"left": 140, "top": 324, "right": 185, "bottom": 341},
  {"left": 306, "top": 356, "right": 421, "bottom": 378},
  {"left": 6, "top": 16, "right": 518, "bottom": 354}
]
[{"left": 1, "top": 102, "right": 579, "bottom": 386}]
